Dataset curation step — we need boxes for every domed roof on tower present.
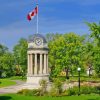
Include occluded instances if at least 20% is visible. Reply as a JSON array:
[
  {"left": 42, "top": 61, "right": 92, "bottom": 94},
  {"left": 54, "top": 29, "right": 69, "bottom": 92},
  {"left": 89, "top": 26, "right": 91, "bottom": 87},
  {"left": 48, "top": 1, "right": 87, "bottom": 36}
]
[{"left": 28, "top": 34, "right": 47, "bottom": 43}]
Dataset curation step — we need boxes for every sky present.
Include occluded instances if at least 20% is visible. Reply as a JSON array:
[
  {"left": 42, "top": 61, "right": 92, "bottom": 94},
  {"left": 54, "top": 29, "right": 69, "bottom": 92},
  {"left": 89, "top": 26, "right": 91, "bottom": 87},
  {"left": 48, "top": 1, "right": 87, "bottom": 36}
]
[{"left": 0, "top": 0, "right": 100, "bottom": 51}]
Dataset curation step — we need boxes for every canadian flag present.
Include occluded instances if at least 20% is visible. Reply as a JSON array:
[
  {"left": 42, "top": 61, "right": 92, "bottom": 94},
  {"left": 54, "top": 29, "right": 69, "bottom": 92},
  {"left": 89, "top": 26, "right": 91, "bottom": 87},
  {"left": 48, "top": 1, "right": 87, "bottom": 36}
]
[{"left": 27, "top": 6, "right": 38, "bottom": 21}]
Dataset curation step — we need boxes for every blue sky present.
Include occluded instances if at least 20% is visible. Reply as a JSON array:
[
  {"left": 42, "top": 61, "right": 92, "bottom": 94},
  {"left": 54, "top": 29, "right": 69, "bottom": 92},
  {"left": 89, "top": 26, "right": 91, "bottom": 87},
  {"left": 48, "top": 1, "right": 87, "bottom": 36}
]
[{"left": 0, "top": 0, "right": 100, "bottom": 50}]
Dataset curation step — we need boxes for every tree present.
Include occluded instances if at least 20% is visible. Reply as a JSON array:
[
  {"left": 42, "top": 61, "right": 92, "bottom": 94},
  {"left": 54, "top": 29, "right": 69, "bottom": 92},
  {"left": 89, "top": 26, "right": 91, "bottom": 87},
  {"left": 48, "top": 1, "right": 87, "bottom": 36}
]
[
  {"left": 79, "top": 34, "right": 94, "bottom": 77},
  {"left": 13, "top": 38, "right": 28, "bottom": 76},
  {"left": 46, "top": 33, "right": 62, "bottom": 43},
  {"left": 0, "top": 53, "right": 15, "bottom": 77},
  {"left": 48, "top": 33, "right": 85, "bottom": 78},
  {"left": 86, "top": 22, "right": 100, "bottom": 46},
  {"left": 0, "top": 44, "right": 8, "bottom": 56},
  {"left": 0, "top": 44, "right": 9, "bottom": 77},
  {"left": 87, "top": 22, "right": 100, "bottom": 77},
  {"left": 46, "top": 33, "right": 62, "bottom": 78}
]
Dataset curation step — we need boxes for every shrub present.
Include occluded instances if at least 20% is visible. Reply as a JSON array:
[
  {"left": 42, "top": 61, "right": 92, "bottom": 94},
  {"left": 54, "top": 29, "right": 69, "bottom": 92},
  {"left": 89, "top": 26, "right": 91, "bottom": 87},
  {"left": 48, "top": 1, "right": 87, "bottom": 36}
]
[
  {"left": 81, "top": 86, "right": 95, "bottom": 94},
  {"left": 18, "top": 80, "right": 48, "bottom": 96},
  {"left": 39, "top": 79, "right": 48, "bottom": 95},
  {"left": 53, "top": 78, "right": 63, "bottom": 94},
  {"left": 65, "top": 86, "right": 100, "bottom": 96},
  {"left": 49, "top": 86, "right": 60, "bottom": 96},
  {"left": 49, "top": 78, "right": 63, "bottom": 96},
  {"left": 57, "top": 76, "right": 66, "bottom": 82},
  {"left": 95, "top": 86, "right": 100, "bottom": 94},
  {"left": 66, "top": 87, "right": 78, "bottom": 96},
  {"left": 31, "top": 89, "right": 42, "bottom": 96},
  {"left": 17, "top": 89, "right": 41, "bottom": 96}
]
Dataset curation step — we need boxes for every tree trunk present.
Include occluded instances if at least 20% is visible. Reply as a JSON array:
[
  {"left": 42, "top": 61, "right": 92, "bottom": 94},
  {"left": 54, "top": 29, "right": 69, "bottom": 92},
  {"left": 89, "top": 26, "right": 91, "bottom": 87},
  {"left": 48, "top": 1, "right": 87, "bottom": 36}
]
[
  {"left": 65, "top": 68, "right": 69, "bottom": 79},
  {"left": 0, "top": 70, "right": 2, "bottom": 78}
]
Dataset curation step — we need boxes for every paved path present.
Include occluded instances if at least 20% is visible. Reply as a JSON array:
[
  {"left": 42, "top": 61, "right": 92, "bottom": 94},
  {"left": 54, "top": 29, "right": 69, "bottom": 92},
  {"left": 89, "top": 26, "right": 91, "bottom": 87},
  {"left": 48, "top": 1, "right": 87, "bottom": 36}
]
[
  {"left": 0, "top": 80, "right": 99, "bottom": 94},
  {"left": 0, "top": 80, "right": 25, "bottom": 94}
]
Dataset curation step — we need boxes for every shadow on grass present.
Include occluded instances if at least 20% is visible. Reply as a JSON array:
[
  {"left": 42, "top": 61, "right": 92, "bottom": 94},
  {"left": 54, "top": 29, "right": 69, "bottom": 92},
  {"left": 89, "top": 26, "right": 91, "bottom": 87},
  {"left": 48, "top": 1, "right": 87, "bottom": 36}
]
[{"left": 0, "top": 96, "right": 12, "bottom": 100}]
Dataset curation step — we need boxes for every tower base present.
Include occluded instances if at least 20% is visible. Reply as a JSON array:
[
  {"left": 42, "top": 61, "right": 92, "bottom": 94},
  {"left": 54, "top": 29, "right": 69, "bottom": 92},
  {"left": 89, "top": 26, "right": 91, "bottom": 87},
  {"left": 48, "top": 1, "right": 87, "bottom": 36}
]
[{"left": 21, "top": 74, "right": 49, "bottom": 90}]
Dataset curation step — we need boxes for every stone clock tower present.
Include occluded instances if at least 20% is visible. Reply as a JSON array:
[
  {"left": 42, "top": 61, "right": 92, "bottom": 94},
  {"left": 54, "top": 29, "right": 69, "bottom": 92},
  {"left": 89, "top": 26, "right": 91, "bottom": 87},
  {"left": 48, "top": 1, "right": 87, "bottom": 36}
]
[{"left": 26, "top": 34, "right": 49, "bottom": 88}]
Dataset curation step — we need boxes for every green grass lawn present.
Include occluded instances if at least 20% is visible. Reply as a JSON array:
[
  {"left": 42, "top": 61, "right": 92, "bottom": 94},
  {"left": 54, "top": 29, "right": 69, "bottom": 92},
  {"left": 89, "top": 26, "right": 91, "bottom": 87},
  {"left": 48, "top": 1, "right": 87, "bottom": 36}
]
[
  {"left": 0, "top": 94, "right": 100, "bottom": 100},
  {"left": 8, "top": 76, "right": 26, "bottom": 81},
  {"left": 69, "top": 76, "right": 100, "bottom": 82},
  {"left": 58, "top": 76, "right": 100, "bottom": 82},
  {"left": 0, "top": 79, "right": 16, "bottom": 88}
]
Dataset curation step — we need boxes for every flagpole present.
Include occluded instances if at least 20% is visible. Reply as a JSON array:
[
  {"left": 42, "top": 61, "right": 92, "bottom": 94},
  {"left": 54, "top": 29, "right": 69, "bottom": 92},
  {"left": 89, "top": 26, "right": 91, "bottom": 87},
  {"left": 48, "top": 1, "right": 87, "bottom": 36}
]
[{"left": 36, "top": 3, "right": 38, "bottom": 34}]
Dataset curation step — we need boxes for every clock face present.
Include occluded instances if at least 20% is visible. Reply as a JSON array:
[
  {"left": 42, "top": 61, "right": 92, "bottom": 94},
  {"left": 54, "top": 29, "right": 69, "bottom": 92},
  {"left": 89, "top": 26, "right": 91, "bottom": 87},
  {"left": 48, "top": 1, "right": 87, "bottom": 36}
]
[{"left": 35, "top": 37, "right": 42, "bottom": 46}]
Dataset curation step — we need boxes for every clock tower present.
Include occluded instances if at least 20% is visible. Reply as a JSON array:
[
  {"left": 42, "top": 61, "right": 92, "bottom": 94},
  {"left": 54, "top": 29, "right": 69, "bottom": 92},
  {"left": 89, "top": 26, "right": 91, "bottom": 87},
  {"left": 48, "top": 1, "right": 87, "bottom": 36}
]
[{"left": 26, "top": 34, "right": 49, "bottom": 89}]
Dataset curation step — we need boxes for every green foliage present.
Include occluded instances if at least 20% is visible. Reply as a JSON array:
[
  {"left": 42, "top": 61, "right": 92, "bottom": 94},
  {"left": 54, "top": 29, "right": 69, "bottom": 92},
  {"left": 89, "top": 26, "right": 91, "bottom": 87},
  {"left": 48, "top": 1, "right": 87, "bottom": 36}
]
[
  {"left": 66, "top": 87, "right": 78, "bottom": 96},
  {"left": 39, "top": 79, "right": 47, "bottom": 88},
  {"left": 0, "top": 44, "right": 9, "bottom": 77},
  {"left": 39, "top": 79, "right": 48, "bottom": 95},
  {"left": 86, "top": 22, "right": 100, "bottom": 46},
  {"left": 93, "top": 47, "right": 100, "bottom": 77},
  {"left": 48, "top": 33, "right": 85, "bottom": 78},
  {"left": 66, "top": 86, "right": 100, "bottom": 96},
  {"left": 0, "top": 51, "right": 15, "bottom": 77},
  {"left": 17, "top": 85, "right": 100, "bottom": 97},
  {"left": 0, "top": 21, "right": 100, "bottom": 79},
  {"left": 49, "top": 78, "right": 63, "bottom": 96},
  {"left": 18, "top": 80, "right": 48, "bottom": 96},
  {"left": 0, "top": 44, "right": 8, "bottom": 56},
  {"left": 0, "top": 38, "right": 28, "bottom": 78},
  {"left": 53, "top": 78, "right": 63, "bottom": 93},
  {"left": 86, "top": 22, "right": 100, "bottom": 77},
  {"left": 49, "top": 86, "right": 60, "bottom": 96},
  {"left": 95, "top": 86, "right": 100, "bottom": 94},
  {"left": 13, "top": 38, "right": 28, "bottom": 76},
  {"left": 17, "top": 89, "right": 41, "bottom": 96},
  {"left": 47, "top": 22, "right": 100, "bottom": 78}
]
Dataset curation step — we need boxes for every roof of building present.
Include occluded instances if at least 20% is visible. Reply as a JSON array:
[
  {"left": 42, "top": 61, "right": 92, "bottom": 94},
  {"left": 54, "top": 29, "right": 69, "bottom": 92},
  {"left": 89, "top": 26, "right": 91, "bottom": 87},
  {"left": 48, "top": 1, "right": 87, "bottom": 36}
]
[{"left": 28, "top": 34, "right": 47, "bottom": 43}]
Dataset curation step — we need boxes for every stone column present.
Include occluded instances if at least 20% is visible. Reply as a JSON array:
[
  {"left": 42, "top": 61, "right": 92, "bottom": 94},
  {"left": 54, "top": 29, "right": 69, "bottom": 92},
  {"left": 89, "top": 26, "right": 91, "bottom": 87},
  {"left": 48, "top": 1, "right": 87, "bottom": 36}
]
[
  {"left": 30, "top": 54, "right": 33, "bottom": 75},
  {"left": 43, "top": 54, "right": 47, "bottom": 74},
  {"left": 46, "top": 54, "right": 48, "bottom": 73},
  {"left": 34, "top": 53, "right": 37, "bottom": 74},
  {"left": 27, "top": 54, "right": 30, "bottom": 75},
  {"left": 40, "top": 54, "right": 42, "bottom": 74}
]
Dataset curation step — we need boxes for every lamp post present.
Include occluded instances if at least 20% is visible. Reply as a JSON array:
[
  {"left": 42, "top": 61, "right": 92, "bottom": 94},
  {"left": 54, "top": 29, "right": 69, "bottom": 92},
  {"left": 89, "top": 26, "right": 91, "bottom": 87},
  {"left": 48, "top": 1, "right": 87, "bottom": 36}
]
[{"left": 77, "top": 67, "right": 81, "bottom": 95}]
